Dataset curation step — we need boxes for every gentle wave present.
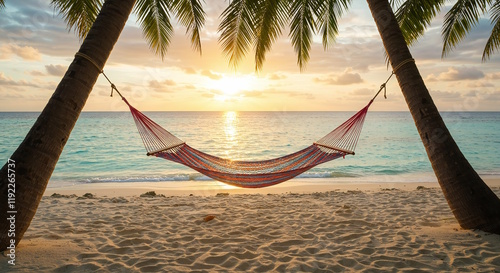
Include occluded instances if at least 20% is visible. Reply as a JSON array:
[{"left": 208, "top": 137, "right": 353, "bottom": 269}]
[
  {"left": 81, "top": 171, "right": 360, "bottom": 183},
  {"left": 83, "top": 173, "right": 208, "bottom": 183}
]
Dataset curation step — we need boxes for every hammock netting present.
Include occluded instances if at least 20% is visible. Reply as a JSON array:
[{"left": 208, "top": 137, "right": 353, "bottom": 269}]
[{"left": 123, "top": 97, "right": 373, "bottom": 188}]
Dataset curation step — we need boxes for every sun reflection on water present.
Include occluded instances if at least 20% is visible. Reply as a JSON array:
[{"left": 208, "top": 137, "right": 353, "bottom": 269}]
[{"left": 223, "top": 111, "right": 238, "bottom": 159}]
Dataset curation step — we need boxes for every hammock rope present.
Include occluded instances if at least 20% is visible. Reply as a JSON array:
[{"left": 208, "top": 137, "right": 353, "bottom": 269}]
[
  {"left": 74, "top": 52, "right": 415, "bottom": 188},
  {"left": 123, "top": 100, "right": 366, "bottom": 188}
]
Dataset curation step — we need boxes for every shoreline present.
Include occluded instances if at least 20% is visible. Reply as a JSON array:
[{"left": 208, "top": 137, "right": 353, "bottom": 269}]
[{"left": 43, "top": 177, "right": 500, "bottom": 197}]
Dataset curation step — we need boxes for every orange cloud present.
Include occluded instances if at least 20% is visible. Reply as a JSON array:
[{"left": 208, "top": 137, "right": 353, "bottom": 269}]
[
  {"left": 0, "top": 44, "right": 41, "bottom": 61},
  {"left": 314, "top": 68, "right": 363, "bottom": 85},
  {"left": 201, "top": 70, "right": 222, "bottom": 80}
]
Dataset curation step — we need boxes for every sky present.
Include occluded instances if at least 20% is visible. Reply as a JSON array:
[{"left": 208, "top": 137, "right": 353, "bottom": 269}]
[{"left": 0, "top": 0, "right": 499, "bottom": 112}]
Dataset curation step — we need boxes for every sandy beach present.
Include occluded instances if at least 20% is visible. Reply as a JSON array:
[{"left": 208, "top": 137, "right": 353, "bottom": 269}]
[{"left": 2, "top": 178, "right": 500, "bottom": 272}]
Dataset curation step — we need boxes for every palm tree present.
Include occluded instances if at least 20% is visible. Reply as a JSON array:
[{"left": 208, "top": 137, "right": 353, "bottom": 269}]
[
  {"left": 368, "top": 0, "right": 500, "bottom": 233},
  {"left": 0, "top": 0, "right": 206, "bottom": 251},
  {"left": 217, "top": 0, "right": 500, "bottom": 233},
  {"left": 393, "top": 0, "right": 500, "bottom": 61}
]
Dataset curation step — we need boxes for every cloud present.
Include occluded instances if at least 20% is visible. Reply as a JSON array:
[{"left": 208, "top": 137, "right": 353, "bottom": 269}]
[
  {"left": 486, "top": 72, "right": 500, "bottom": 80},
  {"left": 182, "top": 67, "right": 197, "bottom": 74},
  {"left": 28, "top": 65, "right": 67, "bottom": 77},
  {"left": 426, "top": 88, "right": 500, "bottom": 111},
  {"left": 267, "top": 73, "right": 287, "bottom": 80},
  {"left": 29, "top": 70, "right": 45, "bottom": 76},
  {"left": 0, "top": 0, "right": 80, "bottom": 58},
  {"left": 148, "top": 79, "right": 176, "bottom": 93},
  {"left": 201, "top": 69, "right": 222, "bottom": 80},
  {"left": 12, "top": 45, "right": 41, "bottom": 60},
  {"left": 429, "top": 89, "right": 497, "bottom": 105},
  {"left": 209, "top": 89, "right": 223, "bottom": 95},
  {"left": 286, "top": 91, "right": 314, "bottom": 100},
  {"left": 0, "top": 44, "right": 41, "bottom": 60},
  {"left": 241, "top": 90, "right": 264, "bottom": 97},
  {"left": 200, "top": 87, "right": 314, "bottom": 100},
  {"left": 201, "top": 93, "right": 214, "bottom": 98},
  {"left": 466, "top": 82, "right": 494, "bottom": 88},
  {"left": 408, "top": 17, "right": 498, "bottom": 63},
  {"left": 314, "top": 68, "right": 364, "bottom": 85},
  {"left": 430, "top": 90, "right": 463, "bottom": 101},
  {"left": 45, "top": 64, "right": 66, "bottom": 76},
  {"left": 183, "top": 84, "right": 197, "bottom": 90},
  {"left": 426, "top": 66, "right": 485, "bottom": 82},
  {"left": 351, "top": 88, "right": 374, "bottom": 96},
  {"left": 0, "top": 72, "right": 38, "bottom": 87},
  {"left": 257, "top": 89, "right": 315, "bottom": 100}
]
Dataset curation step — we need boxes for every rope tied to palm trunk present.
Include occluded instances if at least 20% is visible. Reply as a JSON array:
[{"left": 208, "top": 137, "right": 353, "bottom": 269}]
[
  {"left": 74, "top": 52, "right": 124, "bottom": 99},
  {"left": 373, "top": 58, "right": 415, "bottom": 102}
]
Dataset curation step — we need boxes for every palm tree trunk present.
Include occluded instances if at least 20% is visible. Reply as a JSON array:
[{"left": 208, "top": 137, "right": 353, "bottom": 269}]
[
  {"left": 366, "top": 0, "right": 500, "bottom": 233},
  {"left": 0, "top": 0, "right": 136, "bottom": 251}
]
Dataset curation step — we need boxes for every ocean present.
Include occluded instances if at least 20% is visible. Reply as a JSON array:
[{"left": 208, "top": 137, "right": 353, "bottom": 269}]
[{"left": 1, "top": 111, "right": 499, "bottom": 188}]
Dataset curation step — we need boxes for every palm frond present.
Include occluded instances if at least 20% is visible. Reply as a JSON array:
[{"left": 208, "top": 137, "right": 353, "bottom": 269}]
[
  {"left": 395, "top": 0, "right": 445, "bottom": 46},
  {"left": 0, "top": 0, "right": 5, "bottom": 10},
  {"left": 51, "top": 0, "right": 103, "bottom": 40},
  {"left": 218, "top": 0, "right": 257, "bottom": 68},
  {"left": 289, "top": 0, "right": 316, "bottom": 71},
  {"left": 315, "top": 0, "right": 351, "bottom": 50},
  {"left": 442, "top": 0, "right": 489, "bottom": 58},
  {"left": 483, "top": 0, "right": 500, "bottom": 61},
  {"left": 253, "top": 0, "right": 289, "bottom": 71},
  {"left": 389, "top": 0, "right": 405, "bottom": 9},
  {"left": 171, "top": 0, "right": 206, "bottom": 54},
  {"left": 134, "top": 0, "right": 174, "bottom": 59}
]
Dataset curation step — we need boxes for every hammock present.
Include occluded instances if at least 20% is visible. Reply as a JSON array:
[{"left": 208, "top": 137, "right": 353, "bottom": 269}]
[
  {"left": 73, "top": 52, "right": 412, "bottom": 189},
  {"left": 121, "top": 97, "right": 373, "bottom": 188}
]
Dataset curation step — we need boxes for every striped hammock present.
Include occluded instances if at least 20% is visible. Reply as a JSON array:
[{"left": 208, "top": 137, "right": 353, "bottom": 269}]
[{"left": 123, "top": 98, "right": 372, "bottom": 188}]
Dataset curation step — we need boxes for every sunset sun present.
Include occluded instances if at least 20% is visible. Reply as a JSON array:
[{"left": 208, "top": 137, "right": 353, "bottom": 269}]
[{"left": 209, "top": 75, "right": 254, "bottom": 100}]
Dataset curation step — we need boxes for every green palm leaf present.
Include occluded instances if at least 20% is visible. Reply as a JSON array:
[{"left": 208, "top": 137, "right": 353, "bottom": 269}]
[
  {"left": 171, "top": 0, "right": 206, "bottom": 54},
  {"left": 289, "top": 0, "right": 316, "bottom": 71},
  {"left": 315, "top": 0, "right": 351, "bottom": 50},
  {"left": 483, "top": 0, "right": 500, "bottom": 61},
  {"left": 135, "top": 0, "right": 174, "bottom": 60},
  {"left": 442, "top": 0, "right": 490, "bottom": 57},
  {"left": 51, "top": 0, "right": 103, "bottom": 40},
  {"left": 254, "top": 0, "right": 289, "bottom": 71},
  {"left": 0, "top": 0, "right": 5, "bottom": 9},
  {"left": 395, "top": 0, "right": 445, "bottom": 46},
  {"left": 218, "top": 0, "right": 257, "bottom": 68}
]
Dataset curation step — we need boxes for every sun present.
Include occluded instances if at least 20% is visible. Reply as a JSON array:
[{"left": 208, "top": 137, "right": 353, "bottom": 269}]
[{"left": 209, "top": 75, "right": 254, "bottom": 99}]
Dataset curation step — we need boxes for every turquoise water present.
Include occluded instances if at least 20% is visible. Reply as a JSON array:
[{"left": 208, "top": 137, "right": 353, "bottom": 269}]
[{"left": 1, "top": 111, "right": 499, "bottom": 187}]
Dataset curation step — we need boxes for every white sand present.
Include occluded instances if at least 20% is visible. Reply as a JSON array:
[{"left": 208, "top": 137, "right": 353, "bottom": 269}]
[{"left": 1, "top": 179, "right": 500, "bottom": 272}]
